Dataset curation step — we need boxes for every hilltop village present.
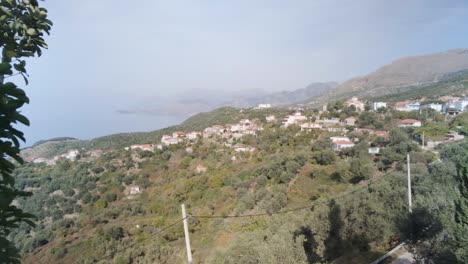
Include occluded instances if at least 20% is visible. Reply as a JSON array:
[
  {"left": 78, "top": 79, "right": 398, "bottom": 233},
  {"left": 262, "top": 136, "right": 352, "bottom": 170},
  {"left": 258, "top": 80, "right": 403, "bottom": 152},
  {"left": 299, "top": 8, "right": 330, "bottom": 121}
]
[{"left": 26, "top": 95, "right": 467, "bottom": 167}]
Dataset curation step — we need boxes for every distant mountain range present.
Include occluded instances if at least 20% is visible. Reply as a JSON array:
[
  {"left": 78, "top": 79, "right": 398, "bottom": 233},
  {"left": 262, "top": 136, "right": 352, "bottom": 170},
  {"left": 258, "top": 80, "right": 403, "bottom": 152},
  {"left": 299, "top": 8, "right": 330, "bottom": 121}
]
[
  {"left": 116, "top": 49, "right": 468, "bottom": 117},
  {"left": 116, "top": 82, "right": 337, "bottom": 117},
  {"left": 225, "top": 82, "right": 338, "bottom": 108}
]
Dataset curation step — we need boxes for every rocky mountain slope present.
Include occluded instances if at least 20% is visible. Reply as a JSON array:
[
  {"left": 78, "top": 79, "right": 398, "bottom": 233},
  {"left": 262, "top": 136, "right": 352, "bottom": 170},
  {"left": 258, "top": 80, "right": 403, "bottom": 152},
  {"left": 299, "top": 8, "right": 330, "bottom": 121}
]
[
  {"left": 332, "top": 49, "right": 468, "bottom": 95},
  {"left": 297, "top": 49, "right": 468, "bottom": 106}
]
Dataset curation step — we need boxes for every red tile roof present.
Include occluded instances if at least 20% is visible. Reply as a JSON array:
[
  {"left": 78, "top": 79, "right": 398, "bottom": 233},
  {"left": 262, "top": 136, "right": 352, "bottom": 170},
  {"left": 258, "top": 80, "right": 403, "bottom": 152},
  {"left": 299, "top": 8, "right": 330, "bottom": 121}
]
[
  {"left": 400, "top": 119, "right": 420, "bottom": 124},
  {"left": 333, "top": 141, "right": 354, "bottom": 145}
]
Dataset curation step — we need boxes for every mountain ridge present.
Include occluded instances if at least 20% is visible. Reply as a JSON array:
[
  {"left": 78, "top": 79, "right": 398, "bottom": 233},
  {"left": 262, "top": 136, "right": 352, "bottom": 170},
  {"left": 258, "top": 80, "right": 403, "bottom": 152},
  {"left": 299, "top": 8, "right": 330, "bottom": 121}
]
[{"left": 326, "top": 48, "right": 468, "bottom": 98}]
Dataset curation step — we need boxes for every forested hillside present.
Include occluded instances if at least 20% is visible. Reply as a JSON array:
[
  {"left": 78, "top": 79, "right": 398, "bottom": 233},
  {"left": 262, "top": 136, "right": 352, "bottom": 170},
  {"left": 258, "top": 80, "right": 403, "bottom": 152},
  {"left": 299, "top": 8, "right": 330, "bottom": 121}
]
[{"left": 11, "top": 103, "right": 468, "bottom": 263}]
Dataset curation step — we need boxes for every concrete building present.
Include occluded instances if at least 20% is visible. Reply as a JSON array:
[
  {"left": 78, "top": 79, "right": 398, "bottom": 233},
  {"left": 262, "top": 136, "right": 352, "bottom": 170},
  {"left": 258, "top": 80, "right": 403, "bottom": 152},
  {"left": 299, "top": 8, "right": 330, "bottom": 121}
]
[
  {"left": 196, "top": 164, "right": 207, "bottom": 174},
  {"left": 300, "top": 122, "right": 322, "bottom": 132},
  {"left": 399, "top": 119, "right": 422, "bottom": 128},
  {"left": 421, "top": 103, "right": 443, "bottom": 112},
  {"left": 372, "top": 102, "right": 387, "bottom": 111},
  {"left": 333, "top": 141, "right": 355, "bottom": 149},
  {"left": 346, "top": 97, "right": 365, "bottom": 112},
  {"left": 395, "top": 101, "right": 421, "bottom": 112},
  {"left": 344, "top": 117, "right": 357, "bottom": 126},
  {"left": 283, "top": 112, "right": 307, "bottom": 127}
]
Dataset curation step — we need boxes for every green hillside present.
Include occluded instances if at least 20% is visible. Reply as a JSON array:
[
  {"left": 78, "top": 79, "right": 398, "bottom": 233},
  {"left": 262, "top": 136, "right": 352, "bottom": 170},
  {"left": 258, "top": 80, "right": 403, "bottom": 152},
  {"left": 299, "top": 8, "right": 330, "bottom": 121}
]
[{"left": 11, "top": 105, "right": 468, "bottom": 263}]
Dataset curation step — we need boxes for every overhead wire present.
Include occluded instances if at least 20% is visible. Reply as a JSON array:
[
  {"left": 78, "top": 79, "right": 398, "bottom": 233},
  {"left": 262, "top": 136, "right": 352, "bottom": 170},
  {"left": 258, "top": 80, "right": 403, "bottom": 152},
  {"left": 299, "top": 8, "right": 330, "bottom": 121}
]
[{"left": 191, "top": 176, "right": 386, "bottom": 219}]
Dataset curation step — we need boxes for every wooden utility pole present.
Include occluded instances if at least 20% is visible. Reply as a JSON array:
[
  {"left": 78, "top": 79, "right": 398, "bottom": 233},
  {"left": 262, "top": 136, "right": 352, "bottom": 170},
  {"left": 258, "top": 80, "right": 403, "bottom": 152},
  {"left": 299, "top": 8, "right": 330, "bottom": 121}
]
[
  {"left": 407, "top": 154, "right": 412, "bottom": 213},
  {"left": 181, "top": 204, "right": 193, "bottom": 264},
  {"left": 422, "top": 131, "right": 425, "bottom": 148}
]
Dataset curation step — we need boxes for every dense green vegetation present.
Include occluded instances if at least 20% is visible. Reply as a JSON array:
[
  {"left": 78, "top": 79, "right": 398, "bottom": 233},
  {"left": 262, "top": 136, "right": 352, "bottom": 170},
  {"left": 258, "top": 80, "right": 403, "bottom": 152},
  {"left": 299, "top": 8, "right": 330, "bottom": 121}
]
[{"left": 9, "top": 102, "right": 468, "bottom": 263}]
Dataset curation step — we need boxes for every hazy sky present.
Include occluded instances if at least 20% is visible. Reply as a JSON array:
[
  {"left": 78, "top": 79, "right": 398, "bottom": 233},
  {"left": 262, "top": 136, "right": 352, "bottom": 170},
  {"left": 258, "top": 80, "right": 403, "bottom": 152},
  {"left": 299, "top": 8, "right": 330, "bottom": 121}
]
[{"left": 19, "top": 0, "right": 468, "bottom": 145}]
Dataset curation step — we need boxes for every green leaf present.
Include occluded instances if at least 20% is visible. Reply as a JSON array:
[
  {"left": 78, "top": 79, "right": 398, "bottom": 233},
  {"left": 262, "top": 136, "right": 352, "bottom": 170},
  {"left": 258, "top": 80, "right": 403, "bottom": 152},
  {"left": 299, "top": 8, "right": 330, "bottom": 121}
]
[
  {"left": 0, "top": 63, "right": 12, "bottom": 75},
  {"left": 26, "top": 28, "right": 37, "bottom": 36},
  {"left": 21, "top": 74, "right": 29, "bottom": 85},
  {"left": 14, "top": 113, "right": 29, "bottom": 126},
  {"left": 5, "top": 50, "right": 17, "bottom": 58},
  {"left": 0, "top": 6, "right": 13, "bottom": 16}
]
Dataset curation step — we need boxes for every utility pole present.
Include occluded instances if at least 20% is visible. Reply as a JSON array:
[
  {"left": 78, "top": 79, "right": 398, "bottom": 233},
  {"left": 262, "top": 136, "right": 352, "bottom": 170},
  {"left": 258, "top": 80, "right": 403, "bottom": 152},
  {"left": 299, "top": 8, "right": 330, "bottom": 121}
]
[
  {"left": 407, "top": 154, "right": 412, "bottom": 213},
  {"left": 181, "top": 204, "right": 193, "bottom": 264},
  {"left": 422, "top": 131, "right": 425, "bottom": 148}
]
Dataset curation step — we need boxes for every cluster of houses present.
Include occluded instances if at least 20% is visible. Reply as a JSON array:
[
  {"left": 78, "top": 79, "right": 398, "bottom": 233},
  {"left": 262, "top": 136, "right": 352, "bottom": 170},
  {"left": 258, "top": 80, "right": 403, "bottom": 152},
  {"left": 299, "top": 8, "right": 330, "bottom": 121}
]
[
  {"left": 338, "top": 96, "right": 468, "bottom": 116},
  {"left": 392, "top": 97, "right": 468, "bottom": 115},
  {"left": 27, "top": 149, "right": 80, "bottom": 166},
  {"left": 156, "top": 119, "right": 264, "bottom": 150}
]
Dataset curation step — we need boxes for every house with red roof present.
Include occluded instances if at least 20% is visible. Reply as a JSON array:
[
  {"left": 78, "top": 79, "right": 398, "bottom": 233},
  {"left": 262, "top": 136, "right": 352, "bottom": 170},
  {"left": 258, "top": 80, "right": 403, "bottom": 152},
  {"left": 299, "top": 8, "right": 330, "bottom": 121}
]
[{"left": 172, "top": 131, "right": 186, "bottom": 138}]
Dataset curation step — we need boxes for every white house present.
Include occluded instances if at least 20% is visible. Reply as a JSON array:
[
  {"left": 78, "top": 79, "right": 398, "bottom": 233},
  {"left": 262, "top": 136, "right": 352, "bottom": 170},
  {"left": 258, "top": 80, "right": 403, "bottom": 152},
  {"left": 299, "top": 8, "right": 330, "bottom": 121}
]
[
  {"left": 399, "top": 119, "right": 422, "bottom": 128},
  {"left": 330, "top": 136, "right": 352, "bottom": 143},
  {"left": 130, "top": 144, "right": 154, "bottom": 151},
  {"left": 446, "top": 132, "right": 465, "bottom": 141},
  {"left": 395, "top": 101, "right": 421, "bottom": 112},
  {"left": 346, "top": 97, "right": 365, "bottom": 112},
  {"left": 161, "top": 135, "right": 179, "bottom": 145},
  {"left": 125, "top": 185, "right": 141, "bottom": 196},
  {"left": 230, "top": 124, "right": 243, "bottom": 132},
  {"left": 172, "top": 131, "right": 186, "bottom": 138},
  {"left": 333, "top": 141, "right": 355, "bottom": 149},
  {"left": 233, "top": 144, "right": 256, "bottom": 152},
  {"left": 256, "top": 103, "right": 271, "bottom": 109},
  {"left": 344, "top": 117, "right": 357, "bottom": 126},
  {"left": 422, "top": 103, "right": 443, "bottom": 112},
  {"left": 325, "top": 127, "right": 346, "bottom": 133},
  {"left": 266, "top": 115, "right": 276, "bottom": 122},
  {"left": 283, "top": 112, "right": 307, "bottom": 127},
  {"left": 318, "top": 118, "right": 341, "bottom": 126},
  {"left": 64, "top": 149, "right": 79, "bottom": 160},
  {"left": 372, "top": 102, "right": 387, "bottom": 111},
  {"left": 368, "top": 147, "right": 380, "bottom": 154},
  {"left": 300, "top": 122, "right": 322, "bottom": 132},
  {"left": 196, "top": 164, "right": 207, "bottom": 174},
  {"left": 186, "top": 131, "right": 201, "bottom": 140},
  {"left": 454, "top": 98, "right": 468, "bottom": 112}
]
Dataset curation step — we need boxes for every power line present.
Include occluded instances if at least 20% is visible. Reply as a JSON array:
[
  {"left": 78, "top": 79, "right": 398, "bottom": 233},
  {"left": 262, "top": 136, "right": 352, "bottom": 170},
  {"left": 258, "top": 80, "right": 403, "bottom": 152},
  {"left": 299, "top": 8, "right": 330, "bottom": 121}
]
[
  {"left": 87, "top": 177, "right": 386, "bottom": 262},
  {"left": 191, "top": 177, "right": 385, "bottom": 219},
  {"left": 94, "top": 216, "right": 188, "bottom": 263}
]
